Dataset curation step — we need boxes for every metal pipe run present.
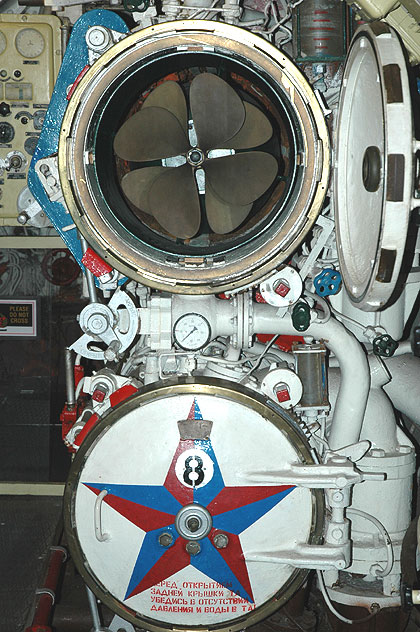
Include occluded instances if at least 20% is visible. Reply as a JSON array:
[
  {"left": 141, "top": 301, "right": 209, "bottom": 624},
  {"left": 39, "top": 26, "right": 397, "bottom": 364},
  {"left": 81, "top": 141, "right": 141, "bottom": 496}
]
[
  {"left": 24, "top": 546, "right": 67, "bottom": 632},
  {"left": 64, "top": 347, "right": 76, "bottom": 407},
  {"left": 253, "top": 306, "right": 370, "bottom": 450}
]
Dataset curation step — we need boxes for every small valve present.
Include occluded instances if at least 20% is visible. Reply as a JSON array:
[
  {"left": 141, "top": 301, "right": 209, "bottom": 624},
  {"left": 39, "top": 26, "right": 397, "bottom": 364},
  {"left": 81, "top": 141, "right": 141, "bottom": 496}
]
[
  {"left": 373, "top": 334, "right": 398, "bottom": 358},
  {"left": 259, "top": 266, "right": 302, "bottom": 307},
  {"left": 0, "top": 101, "right": 11, "bottom": 117},
  {"left": 292, "top": 301, "right": 310, "bottom": 332},
  {"left": 314, "top": 268, "right": 342, "bottom": 297},
  {"left": 261, "top": 368, "right": 303, "bottom": 409}
]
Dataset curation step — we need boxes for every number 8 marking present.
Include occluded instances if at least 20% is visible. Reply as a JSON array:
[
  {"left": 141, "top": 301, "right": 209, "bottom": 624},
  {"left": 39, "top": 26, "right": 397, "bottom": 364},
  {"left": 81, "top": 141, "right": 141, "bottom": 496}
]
[
  {"left": 175, "top": 448, "right": 214, "bottom": 489},
  {"left": 183, "top": 455, "right": 204, "bottom": 487}
]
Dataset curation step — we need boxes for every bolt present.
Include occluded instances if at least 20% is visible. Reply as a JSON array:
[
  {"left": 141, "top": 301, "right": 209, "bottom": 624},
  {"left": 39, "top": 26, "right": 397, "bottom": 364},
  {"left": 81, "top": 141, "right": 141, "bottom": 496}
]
[
  {"left": 332, "top": 528, "right": 343, "bottom": 541},
  {"left": 104, "top": 340, "right": 121, "bottom": 362},
  {"left": 158, "top": 532, "right": 174, "bottom": 547},
  {"left": 87, "top": 313, "right": 107, "bottom": 334},
  {"left": 213, "top": 533, "right": 229, "bottom": 549},
  {"left": 332, "top": 491, "right": 344, "bottom": 503},
  {"left": 17, "top": 211, "right": 28, "bottom": 225},
  {"left": 187, "top": 517, "right": 200, "bottom": 533},
  {"left": 186, "top": 541, "right": 201, "bottom": 556}
]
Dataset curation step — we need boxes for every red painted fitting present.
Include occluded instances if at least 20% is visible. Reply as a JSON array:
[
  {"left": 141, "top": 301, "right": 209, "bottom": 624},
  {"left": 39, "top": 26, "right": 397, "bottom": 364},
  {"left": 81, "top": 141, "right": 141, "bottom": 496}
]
[
  {"left": 81, "top": 247, "right": 112, "bottom": 278},
  {"left": 24, "top": 547, "right": 66, "bottom": 632},
  {"left": 66, "top": 65, "right": 90, "bottom": 101}
]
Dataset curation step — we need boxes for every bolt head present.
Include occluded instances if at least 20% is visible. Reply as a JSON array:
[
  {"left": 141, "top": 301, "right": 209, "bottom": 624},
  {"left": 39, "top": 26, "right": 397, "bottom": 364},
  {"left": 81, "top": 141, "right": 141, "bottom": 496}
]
[
  {"left": 213, "top": 533, "right": 229, "bottom": 549},
  {"left": 158, "top": 532, "right": 174, "bottom": 547},
  {"left": 17, "top": 212, "right": 28, "bottom": 225},
  {"left": 186, "top": 540, "right": 201, "bottom": 556},
  {"left": 187, "top": 517, "right": 200, "bottom": 533}
]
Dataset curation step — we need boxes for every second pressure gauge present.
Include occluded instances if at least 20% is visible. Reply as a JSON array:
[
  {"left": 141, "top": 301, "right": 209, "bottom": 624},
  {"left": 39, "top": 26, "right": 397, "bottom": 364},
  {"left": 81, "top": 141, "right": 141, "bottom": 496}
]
[
  {"left": 173, "top": 313, "right": 212, "bottom": 351},
  {"left": 15, "top": 28, "right": 45, "bottom": 59}
]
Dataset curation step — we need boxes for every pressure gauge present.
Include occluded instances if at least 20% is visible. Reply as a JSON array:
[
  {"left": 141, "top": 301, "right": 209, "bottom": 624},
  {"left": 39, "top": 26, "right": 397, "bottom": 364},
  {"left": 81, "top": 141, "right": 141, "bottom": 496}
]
[
  {"left": 173, "top": 313, "right": 211, "bottom": 351},
  {"left": 15, "top": 28, "right": 45, "bottom": 59}
]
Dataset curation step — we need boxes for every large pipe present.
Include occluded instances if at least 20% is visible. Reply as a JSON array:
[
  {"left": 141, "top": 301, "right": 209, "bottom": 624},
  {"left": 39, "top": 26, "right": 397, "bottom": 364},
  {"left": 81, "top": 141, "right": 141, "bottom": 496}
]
[
  {"left": 171, "top": 296, "right": 370, "bottom": 449},
  {"left": 80, "top": 235, "right": 98, "bottom": 304},
  {"left": 24, "top": 546, "right": 66, "bottom": 632},
  {"left": 252, "top": 306, "right": 370, "bottom": 450},
  {"left": 64, "top": 347, "right": 76, "bottom": 408},
  {"left": 383, "top": 354, "right": 420, "bottom": 425}
]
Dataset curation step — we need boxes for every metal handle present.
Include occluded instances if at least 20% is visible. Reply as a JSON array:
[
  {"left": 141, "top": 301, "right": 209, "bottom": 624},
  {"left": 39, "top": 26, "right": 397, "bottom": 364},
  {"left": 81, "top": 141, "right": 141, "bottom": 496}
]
[{"left": 94, "top": 490, "right": 110, "bottom": 542}]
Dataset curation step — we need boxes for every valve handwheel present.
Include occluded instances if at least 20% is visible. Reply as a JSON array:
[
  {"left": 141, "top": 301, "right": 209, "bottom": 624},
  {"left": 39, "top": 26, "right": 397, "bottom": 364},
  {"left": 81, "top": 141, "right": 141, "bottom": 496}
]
[{"left": 41, "top": 249, "right": 80, "bottom": 286}]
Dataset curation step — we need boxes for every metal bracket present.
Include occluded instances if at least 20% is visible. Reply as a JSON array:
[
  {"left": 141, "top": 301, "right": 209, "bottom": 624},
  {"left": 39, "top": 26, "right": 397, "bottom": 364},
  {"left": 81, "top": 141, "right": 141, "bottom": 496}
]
[
  {"left": 242, "top": 458, "right": 384, "bottom": 489},
  {"left": 246, "top": 541, "right": 350, "bottom": 570},
  {"left": 35, "top": 587, "right": 55, "bottom": 605}
]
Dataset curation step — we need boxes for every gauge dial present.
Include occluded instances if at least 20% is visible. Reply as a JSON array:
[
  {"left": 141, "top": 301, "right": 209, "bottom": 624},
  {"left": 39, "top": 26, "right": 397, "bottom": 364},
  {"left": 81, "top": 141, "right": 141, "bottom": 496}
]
[
  {"left": 15, "top": 28, "right": 45, "bottom": 59},
  {"left": 0, "top": 122, "right": 14, "bottom": 144},
  {"left": 0, "top": 32, "right": 6, "bottom": 56},
  {"left": 173, "top": 313, "right": 211, "bottom": 351}
]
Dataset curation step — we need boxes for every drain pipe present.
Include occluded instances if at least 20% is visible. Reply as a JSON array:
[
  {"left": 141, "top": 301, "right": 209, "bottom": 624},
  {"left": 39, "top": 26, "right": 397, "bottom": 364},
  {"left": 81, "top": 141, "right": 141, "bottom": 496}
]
[
  {"left": 24, "top": 546, "right": 67, "bottom": 632},
  {"left": 253, "top": 307, "right": 370, "bottom": 450}
]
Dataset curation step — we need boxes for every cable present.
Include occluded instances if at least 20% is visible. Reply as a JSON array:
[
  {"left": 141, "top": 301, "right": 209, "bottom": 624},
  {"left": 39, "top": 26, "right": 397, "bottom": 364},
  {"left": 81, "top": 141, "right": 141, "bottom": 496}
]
[
  {"left": 75, "top": 377, "right": 85, "bottom": 401},
  {"left": 347, "top": 508, "right": 394, "bottom": 577},
  {"left": 305, "top": 290, "right": 331, "bottom": 324},
  {"left": 238, "top": 335, "right": 279, "bottom": 382},
  {"left": 317, "top": 570, "right": 380, "bottom": 625},
  {"left": 189, "top": 0, "right": 220, "bottom": 19},
  {"left": 329, "top": 304, "right": 366, "bottom": 331}
]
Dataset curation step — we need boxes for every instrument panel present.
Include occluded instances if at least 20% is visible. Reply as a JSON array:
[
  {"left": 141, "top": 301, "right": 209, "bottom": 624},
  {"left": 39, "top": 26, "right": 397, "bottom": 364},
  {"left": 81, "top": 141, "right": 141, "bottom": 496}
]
[{"left": 0, "top": 14, "right": 62, "bottom": 226}]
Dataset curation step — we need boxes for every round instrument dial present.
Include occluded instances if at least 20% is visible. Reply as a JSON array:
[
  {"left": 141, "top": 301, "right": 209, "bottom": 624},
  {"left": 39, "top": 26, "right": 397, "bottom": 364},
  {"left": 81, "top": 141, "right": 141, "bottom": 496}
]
[
  {"left": 0, "top": 32, "right": 6, "bottom": 56},
  {"left": 173, "top": 312, "right": 211, "bottom": 350},
  {"left": 15, "top": 28, "right": 45, "bottom": 59},
  {"left": 0, "top": 122, "right": 14, "bottom": 144}
]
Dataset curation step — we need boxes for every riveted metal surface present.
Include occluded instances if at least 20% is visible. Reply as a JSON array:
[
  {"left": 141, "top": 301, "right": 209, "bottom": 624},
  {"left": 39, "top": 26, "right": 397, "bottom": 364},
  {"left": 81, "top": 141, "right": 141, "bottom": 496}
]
[{"left": 64, "top": 378, "right": 324, "bottom": 631}]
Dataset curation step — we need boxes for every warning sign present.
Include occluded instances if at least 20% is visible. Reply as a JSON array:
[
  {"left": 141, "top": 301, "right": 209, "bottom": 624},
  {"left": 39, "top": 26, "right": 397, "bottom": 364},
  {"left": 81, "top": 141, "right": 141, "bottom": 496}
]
[
  {"left": 0, "top": 299, "right": 37, "bottom": 337},
  {"left": 149, "top": 580, "right": 256, "bottom": 617}
]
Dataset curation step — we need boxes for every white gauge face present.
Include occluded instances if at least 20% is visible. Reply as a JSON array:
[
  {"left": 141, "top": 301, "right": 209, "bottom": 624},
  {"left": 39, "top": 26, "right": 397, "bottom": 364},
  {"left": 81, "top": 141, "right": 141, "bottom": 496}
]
[
  {"left": 173, "top": 312, "right": 211, "bottom": 351},
  {"left": 15, "top": 28, "right": 45, "bottom": 59},
  {"left": 0, "top": 32, "right": 6, "bottom": 56}
]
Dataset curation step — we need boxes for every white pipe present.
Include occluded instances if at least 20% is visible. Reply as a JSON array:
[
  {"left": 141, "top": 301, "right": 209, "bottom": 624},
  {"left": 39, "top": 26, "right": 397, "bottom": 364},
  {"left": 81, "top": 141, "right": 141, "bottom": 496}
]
[
  {"left": 383, "top": 354, "right": 420, "bottom": 425},
  {"left": 328, "top": 363, "right": 398, "bottom": 452},
  {"left": 171, "top": 296, "right": 370, "bottom": 449},
  {"left": 252, "top": 305, "right": 370, "bottom": 449}
]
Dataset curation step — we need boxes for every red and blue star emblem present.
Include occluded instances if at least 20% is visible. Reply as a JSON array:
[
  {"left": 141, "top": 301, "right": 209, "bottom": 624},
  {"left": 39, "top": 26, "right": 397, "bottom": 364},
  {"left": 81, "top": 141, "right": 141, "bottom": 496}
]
[{"left": 83, "top": 399, "right": 295, "bottom": 604}]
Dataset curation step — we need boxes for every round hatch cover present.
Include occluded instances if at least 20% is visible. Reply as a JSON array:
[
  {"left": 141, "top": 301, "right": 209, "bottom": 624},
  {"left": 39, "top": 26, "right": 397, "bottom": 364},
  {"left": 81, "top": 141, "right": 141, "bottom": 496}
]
[
  {"left": 59, "top": 21, "right": 330, "bottom": 294},
  {"left": 334, "top": 22, "right": 415, "bottom": 311},
  {"left": 64, "top": 379, "right": 323, "bottom": 631}
]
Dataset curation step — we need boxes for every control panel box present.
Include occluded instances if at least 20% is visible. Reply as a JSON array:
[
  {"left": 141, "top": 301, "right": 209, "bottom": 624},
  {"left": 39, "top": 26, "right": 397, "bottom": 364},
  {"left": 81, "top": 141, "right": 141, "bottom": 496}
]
[{"left": 0, "top": 14, "right": 62, "bottom": 226}]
